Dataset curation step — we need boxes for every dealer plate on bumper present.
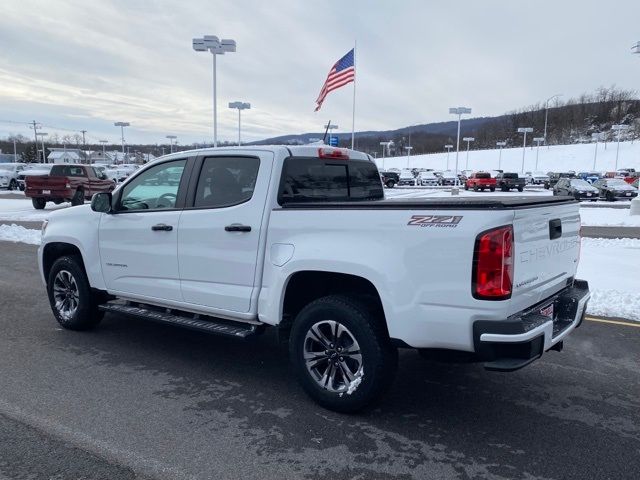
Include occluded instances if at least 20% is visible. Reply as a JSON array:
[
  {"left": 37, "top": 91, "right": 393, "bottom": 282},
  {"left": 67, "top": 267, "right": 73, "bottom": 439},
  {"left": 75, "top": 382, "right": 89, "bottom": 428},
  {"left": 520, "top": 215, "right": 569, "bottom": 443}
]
[
  {"left": 540, "top": 303, "right": 554, "bottom": 320},
  {"left": 42, "top": 189, "right": 50, "bottom": 195}
]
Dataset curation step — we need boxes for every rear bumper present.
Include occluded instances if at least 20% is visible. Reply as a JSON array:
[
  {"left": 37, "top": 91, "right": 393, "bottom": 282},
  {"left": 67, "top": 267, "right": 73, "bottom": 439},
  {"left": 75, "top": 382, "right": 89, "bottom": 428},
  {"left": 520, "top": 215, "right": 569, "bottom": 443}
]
[
  {"left": 25, "top": 188, "right": 73, "bottom": 198},
  {"left": 473, "top": 279, "right": 590, "bottom": 371}
]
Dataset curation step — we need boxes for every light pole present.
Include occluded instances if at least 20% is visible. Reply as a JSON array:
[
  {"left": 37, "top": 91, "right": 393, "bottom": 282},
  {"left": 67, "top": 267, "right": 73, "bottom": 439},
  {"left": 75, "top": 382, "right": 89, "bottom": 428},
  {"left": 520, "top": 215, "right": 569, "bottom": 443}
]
[
  {"left": 166, "top": 135, "right": 177, "bottom": 153},
  {"left": 462, "top": 137, "right": 474, "bottom": 170},
  {"left": 99, "top": 140, "right": 108, "bottom": 158},
  {"left": 380, "top": 141, "right": 391, "bottom": 170},
  {"left": 444, "top": 144, "right": 453, "bottom": 170},
  {"left": 631, "top": 42, "right": 640, "bottom": 216},
  {"left": 449, "top": 107, "right": 472, "bottom": 184},
  {"left": 35, "top": 132, "right": 48, "bottom": 163},
  {"left": 543, "top": 94, "right": 562, "bottom": 146},
  {"left": 612, "top": 124, "right": 630, "bottom": 171},
  {"left": 193, "top": 35, "right": 236, "bottom": 148},
  {"left": 114, "top": 122, "right": 129, "bottom": 157},
  {"left": 496, "top": 141, "right": 506, "bottom": 170},
  {"left": 325, "top": 124, "right": 339, "bottom": 146},
  {"left": 533, "top": 137, "right": 544, "bottom": 171},
  {"left": 517, "top": 127, "right": 533, "bottom": 173},
  {"left": 405, "top": 146, "right": 413, "bottom": 169},
  {"left": 229, "top": 102, "right": 251, "bottom": 145},
  {"left": 591, "top": 133, "right": 603, "bottom": 171}
]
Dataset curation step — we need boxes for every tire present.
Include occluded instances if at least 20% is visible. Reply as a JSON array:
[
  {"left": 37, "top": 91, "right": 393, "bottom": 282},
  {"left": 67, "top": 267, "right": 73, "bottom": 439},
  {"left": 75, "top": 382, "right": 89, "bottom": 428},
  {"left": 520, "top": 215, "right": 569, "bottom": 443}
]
[
  {"left": 32, "top": 197, "right": 46, "bottom": 209},
  {"left": 19, "top": 184, "right": 25, "bottom": 191},
  {"left": 517, "top": 186, "right": 524, "bottom": 192},
  {"left": 489, "top": 187, "right": 495, "bottom": 192},
  {"left": 386, "top": 180, "right": 396, "bottom": 188},
  {"left": 544, "top": 183, "right": 550, "bottom": 189},
  {"left": 8, "top": 179, "right": 17, "bottom": 191},
  {"left": 71, "top": 189, "right": 84, "bottom": 206},
  {"left": 473, "top": 184, "right": 479, "bottom": 192},
  {"left": 47, "top": 255, "right": 103, "bottom": 331},
  {"left": 606, "top": 191, "right": 614, "bottom": 202},
  {"left": 464, "top": 184, "right": 469, "bottom": 190},
  {"left": 289, "top": 295, "right": 398, "bottom": 413},
  {"left": 501, "top": 185, "right": 508, "bottom": 192}
]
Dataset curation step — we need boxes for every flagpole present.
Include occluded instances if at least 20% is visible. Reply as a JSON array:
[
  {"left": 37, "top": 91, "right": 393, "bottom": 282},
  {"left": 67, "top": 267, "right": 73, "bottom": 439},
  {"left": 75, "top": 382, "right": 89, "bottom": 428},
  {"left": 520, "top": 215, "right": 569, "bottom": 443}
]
[{"left": 351, "top": 41, "right": 356, "bottom": 150}]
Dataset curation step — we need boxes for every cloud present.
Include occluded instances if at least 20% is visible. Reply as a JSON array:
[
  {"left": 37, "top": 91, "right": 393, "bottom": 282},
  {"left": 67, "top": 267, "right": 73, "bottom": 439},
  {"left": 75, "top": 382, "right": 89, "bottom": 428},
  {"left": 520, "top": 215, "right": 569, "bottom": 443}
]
[{"left": 0, "top": 0, "right": 639, "bottom": 145}]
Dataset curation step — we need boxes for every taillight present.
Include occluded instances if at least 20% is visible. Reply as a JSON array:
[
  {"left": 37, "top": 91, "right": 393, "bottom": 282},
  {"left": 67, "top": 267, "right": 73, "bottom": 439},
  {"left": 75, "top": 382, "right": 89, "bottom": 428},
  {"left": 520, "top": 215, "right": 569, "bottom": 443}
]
[
  {"left": 472, "top": 225, "right": 513, "bottom": 300},
  {"left": 65, "top": 183, "right": 71, "bottom": 189},
  {"left": 318, "top": 148, "right": 349, "bottom": 160}
]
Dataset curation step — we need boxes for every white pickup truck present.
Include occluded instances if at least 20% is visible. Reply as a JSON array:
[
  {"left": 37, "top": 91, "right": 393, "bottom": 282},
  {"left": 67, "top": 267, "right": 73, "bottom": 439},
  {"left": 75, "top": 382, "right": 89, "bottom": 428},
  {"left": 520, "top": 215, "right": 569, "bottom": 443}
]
[{"left": 38, "top": 146, "right": 590, "bottom": 412}]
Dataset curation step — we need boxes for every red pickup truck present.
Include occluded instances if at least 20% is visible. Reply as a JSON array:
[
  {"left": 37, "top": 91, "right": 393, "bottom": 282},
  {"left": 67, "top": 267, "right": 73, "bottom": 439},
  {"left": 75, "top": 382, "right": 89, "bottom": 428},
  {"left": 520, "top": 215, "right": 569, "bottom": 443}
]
[
  {"left": 25, "top": 164, "right": 115, "bottom": 209},
  {"left": 465, "top": 172, "right": 496, "bottom": 192}
]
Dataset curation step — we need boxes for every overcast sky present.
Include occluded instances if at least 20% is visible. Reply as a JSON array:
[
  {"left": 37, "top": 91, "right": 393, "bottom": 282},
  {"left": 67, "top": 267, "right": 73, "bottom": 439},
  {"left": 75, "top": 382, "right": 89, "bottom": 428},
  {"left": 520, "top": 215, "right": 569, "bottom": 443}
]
[{"left": 0, "top": 0, "right": 639, "bottom": 146}]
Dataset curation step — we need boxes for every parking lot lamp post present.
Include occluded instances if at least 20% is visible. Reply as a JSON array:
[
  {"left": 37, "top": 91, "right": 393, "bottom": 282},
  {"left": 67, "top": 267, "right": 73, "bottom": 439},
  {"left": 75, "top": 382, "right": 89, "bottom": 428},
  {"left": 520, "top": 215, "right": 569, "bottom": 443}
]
[
  {"left": 591, "top": 133, "right": 603, "bottom": 171},
  {"left": 114, "top": 122, "right": 129, "bottom": 155},
  {"left": 444, "top": 144, "right": 453, "bottom": 170},
  {"left": 449, "top": 107, "right": 472, "bottom": 184},
  {"left": 630, "top": 42, "right": 640, "bottom": 216},
  {"left": 462, "top": 137, "right": 474, "bottom": 170},
  {"left": 229, "top": 102, "right": 251, "bottom": 145},
  {"left": 36, "top": 132, "right": 48, "bottom": 163},
  {"left": 166, "top": 135, "right": 177, "bottom": 153},
  {"left": 533, "top": 137, "right": 544, "bottom": 171},
  {"left": 99, "top": 140, "right": 108, "bottom": 157},
  {"left": 496, "top": 141, "right": 506, "bottom": 170},
  {"left": 405, "top": 146, "right": 413, "bottom": 168},
  {"left": 517, "top": 127, "right": 533, "bottom": 173},
  {"left": 612, "top": 124, "right": 630, "bottom": 171},
  {"left": 193, "top": 36, "right": 237, "bottom": 148},
  {"left": 379, "top": 141, "right": 389, "bottom": 169}
]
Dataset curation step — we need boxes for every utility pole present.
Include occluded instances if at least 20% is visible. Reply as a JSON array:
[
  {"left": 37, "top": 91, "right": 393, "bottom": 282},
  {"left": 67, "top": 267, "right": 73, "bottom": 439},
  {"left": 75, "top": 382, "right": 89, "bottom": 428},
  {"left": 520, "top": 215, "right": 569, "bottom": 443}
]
[
  {"left": 13, "top": 137, "right": 17, "bottom": 162},
  {"left": 30, "top": 120, "right": 40, "bottom": 162},
  {"left": 81, "top": 130, "right": 87, "bottom": 163}
]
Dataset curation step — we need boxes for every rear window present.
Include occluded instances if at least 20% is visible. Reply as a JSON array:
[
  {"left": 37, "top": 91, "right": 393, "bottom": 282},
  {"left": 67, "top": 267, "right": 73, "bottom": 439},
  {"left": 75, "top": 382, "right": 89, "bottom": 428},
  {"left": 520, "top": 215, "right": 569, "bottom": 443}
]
[
  {"left": 503, "top": 173, "right": 519, "bottom": 179},
  {"left": 475, "top": 173, "right": 491, "bottom": 179},
  {"left": 278, "top": 157, "right": 383, "bottom": 204},
  {"left": 50, "top": 165, "right": 86, "bottom": 177}
]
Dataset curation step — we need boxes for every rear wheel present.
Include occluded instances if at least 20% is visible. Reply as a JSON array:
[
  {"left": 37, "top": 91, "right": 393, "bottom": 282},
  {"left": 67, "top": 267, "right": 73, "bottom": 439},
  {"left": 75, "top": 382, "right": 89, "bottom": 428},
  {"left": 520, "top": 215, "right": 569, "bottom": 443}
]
[
  {"left": 71, "top": 189, "right": 84, "bottom": 206},
  {"left": 289, "top": 295, "right": 397, "bottom": 413},
  {"left": 473, "top": 184, "right": 479, "bottom": 192},
  {"left": 517, "top": 186, "right": 524, "bottom": 192},
  {"left": 47, "top": 256, "right": 103, "bottom": 330},
  {"left": 385, "top": 179, "right": 396, "bottom": 188},
  {"left": 489, "top": 187, "right": 495, "bottom": 192},
  {"left": 32, "top": 198, "right": 46, "bottom": 209},
  {"left": 464, "top": 184, "right": 469, "bottom": 190}
]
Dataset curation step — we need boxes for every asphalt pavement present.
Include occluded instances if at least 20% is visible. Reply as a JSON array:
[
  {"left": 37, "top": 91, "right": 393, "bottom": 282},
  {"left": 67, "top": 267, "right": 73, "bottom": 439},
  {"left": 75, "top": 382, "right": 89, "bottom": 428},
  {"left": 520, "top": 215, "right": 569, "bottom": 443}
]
[{"left": 0, "top": 241, "right": 639, "bottom": 480}]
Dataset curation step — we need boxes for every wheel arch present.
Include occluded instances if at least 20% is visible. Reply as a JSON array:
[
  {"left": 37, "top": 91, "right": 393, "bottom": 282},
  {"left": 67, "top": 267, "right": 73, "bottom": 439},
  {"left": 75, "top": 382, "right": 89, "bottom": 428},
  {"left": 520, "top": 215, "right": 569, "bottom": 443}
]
[{"left": 42, "top": 242, "right": 86, "bottom": 284}]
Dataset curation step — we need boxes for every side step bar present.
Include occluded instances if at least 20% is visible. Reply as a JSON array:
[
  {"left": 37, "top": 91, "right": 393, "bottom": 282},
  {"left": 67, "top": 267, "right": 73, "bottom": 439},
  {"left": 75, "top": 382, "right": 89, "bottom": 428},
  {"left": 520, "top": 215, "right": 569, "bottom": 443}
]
[{"left": 98, "top": 302, "right": 263, "bottom": 339}]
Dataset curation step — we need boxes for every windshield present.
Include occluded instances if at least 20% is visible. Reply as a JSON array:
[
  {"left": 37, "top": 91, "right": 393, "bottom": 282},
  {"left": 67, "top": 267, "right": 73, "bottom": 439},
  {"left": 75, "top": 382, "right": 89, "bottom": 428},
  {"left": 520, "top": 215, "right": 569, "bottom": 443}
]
[
  {"left": 571, "top": 179, "right": 592, "bottom": 188},
  {"left": 608, "top": 179, "right": 628, "bottom": 186},
  {"left": 503, "top": 173, "right": 518, "bottom": 178},
  {"left": 475, "top": 173, "right": 491, "bottom": 179}
]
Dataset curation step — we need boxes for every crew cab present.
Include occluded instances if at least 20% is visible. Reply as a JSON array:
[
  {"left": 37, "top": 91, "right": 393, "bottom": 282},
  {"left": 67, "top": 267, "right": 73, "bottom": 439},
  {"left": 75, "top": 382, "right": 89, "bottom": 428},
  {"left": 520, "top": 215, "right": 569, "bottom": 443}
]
[
  {"left": 495, "top": 172, "right": 525, "bottom": 192},
  {"left": 38, "top": 146, "right": 590, "bottom": 412},
  {"left": 25, "top": 164, "right": 115, "bottom": 209},
  {"left": 465, "top": 172, "right": 496, "bottom": 191}
]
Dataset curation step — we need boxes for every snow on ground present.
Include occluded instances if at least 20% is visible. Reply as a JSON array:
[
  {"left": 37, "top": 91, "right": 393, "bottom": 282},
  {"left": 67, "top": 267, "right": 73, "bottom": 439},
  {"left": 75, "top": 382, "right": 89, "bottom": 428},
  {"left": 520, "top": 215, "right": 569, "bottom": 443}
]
[
  {"left": 0, "top": 198, "right": 71, "bottom": 221},
  {"left": 579, "top": 208, "right": 640, "bottom": 227},
  {"left": 375, "top": 140, "right": 640, "bottom": 173},
  {"left": 0, "top": 224, "right": 41, "bottom": 245},
  {"left": 577, "top": 238, "right": 640, "bottom": 321}
]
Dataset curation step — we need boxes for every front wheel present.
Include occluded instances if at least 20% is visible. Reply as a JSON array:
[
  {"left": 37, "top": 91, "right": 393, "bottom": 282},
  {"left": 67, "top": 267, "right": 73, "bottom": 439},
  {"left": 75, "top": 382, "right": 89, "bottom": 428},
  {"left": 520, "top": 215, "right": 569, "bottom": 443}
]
[
  {"left": 289, "top": 295, "right": 397, "bottom": 413},
  {"left": 473, "top": 184, "right": 479, "bottom": 192},
  {"left": 71, "top": 189, "right": 84, "bottom": 206},
  {"left": 385, "top": 180, "right": 396, "bottom": 188},
  {"left": 32, "top": 198, "right": 46, "bottom": 209},
  {"left": 8, "top": 179, "right": 17, "bottom": 191},
  {"left": 606, "top": 191, "right": 614, "bottom": 202},
  {"left": 517, "top": 186, "right": 524, "bottom": 192},
  {"left": 47, "top": 256, "right": 103, "bottom": 330},
  {"left": 464, "top": 184, "right": 469, "bottom": 190},
  {"left": 489, "top": 187, "right": 495, "bottom": 192}
]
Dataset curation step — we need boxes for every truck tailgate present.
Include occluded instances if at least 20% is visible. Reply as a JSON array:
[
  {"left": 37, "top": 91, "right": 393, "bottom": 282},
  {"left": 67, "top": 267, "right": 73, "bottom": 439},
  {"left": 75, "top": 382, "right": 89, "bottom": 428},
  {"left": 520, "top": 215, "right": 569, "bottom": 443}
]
[
  {"left": 509, "top": 202, "right": 581, "bottom": 315},
  {"left": 26, "top": 175, "right": 69, "bottom": 190}
]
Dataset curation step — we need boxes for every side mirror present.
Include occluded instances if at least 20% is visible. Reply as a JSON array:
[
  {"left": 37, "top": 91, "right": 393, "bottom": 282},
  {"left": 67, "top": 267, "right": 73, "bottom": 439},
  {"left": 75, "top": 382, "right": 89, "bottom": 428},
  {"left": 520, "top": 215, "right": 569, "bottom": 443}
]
[{"left": 91, "top": 192, "right": 112, "bottom": 213}]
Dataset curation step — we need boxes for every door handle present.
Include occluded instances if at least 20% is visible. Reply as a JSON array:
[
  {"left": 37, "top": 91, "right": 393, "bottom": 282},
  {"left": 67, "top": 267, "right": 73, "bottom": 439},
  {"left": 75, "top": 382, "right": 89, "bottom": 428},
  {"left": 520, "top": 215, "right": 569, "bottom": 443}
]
[
  {"left": 151, "top": 224, "right": 173, "bottom": 231},
  {"left": 225, "top": 224, "right": 251, "bottom": 232}
]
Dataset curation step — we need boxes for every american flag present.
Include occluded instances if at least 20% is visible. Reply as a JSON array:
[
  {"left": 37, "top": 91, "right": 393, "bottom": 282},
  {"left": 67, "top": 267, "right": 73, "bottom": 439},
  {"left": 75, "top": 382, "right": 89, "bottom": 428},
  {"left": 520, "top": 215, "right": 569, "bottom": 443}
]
[{"left": 315, "top": 49, "right": 355, "bottom": 112}]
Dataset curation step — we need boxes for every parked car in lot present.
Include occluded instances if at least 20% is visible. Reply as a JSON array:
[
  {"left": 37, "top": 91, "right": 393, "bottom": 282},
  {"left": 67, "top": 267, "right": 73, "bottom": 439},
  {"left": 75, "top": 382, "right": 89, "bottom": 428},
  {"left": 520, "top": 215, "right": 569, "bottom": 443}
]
[
  {"left": 436, "top": 171, "right": 458, "bottom": 185},
  {"left": 0, "top": 163, "right": 26, "bottom": 190},
  {"left": 553, "top": 178, "right": 599, "bottom": 201},
  {"left": 379, "top": 170, "right": 400, "bottom": 188},
  {"left": 593, "top": 178, "right": 638, "bottom": 201},
  {"left": 38, "top": 145, "right": 589, "bottom": 412},
  {"left": 524, "top": 171, "right": 550, "bottom": 185},
  {"left": 398, "top": 169, "right": 416, "bottom": 186},
  {"left": 465, "top": 172, "right": 496, "bottom": 191},
  {"left": 17, "top": 164, "right": 53, "bottom": 191},
  {"left": 25, "top": 164, "right": 115, "bottom": 209},
  {"left": 495, "top": 172, "right": 525, "bottom": 192},
  {"left": 418, "top": 171, "right": 439, "bottom": 186},
  {"left": 544, "top": 172, "right": 576, "bottom": 189}
]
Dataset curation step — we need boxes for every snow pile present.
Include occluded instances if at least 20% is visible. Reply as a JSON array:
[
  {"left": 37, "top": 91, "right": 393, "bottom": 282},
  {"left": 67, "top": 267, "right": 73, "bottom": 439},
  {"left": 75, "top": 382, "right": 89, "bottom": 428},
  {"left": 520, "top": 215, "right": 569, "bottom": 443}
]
[
  {"left": 577, "top": 238, "right": 640, "bottom": 321},
  {"left": 0, "top": 198, "right": 68, "bottom": 222},
  {"left": 0, "top": 224, "right": 41, "bottom": 245},
  {"left": 580, "top": 208, "right": 640, "bottom": 227}
]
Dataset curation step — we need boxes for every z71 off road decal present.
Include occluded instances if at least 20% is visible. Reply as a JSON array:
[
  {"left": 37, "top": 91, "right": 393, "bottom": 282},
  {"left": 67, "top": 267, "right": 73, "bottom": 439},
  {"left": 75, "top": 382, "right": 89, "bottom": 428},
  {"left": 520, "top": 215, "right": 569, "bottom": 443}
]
[{"left": 407, "top": 215, "right": 463, "bottom": 228}]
